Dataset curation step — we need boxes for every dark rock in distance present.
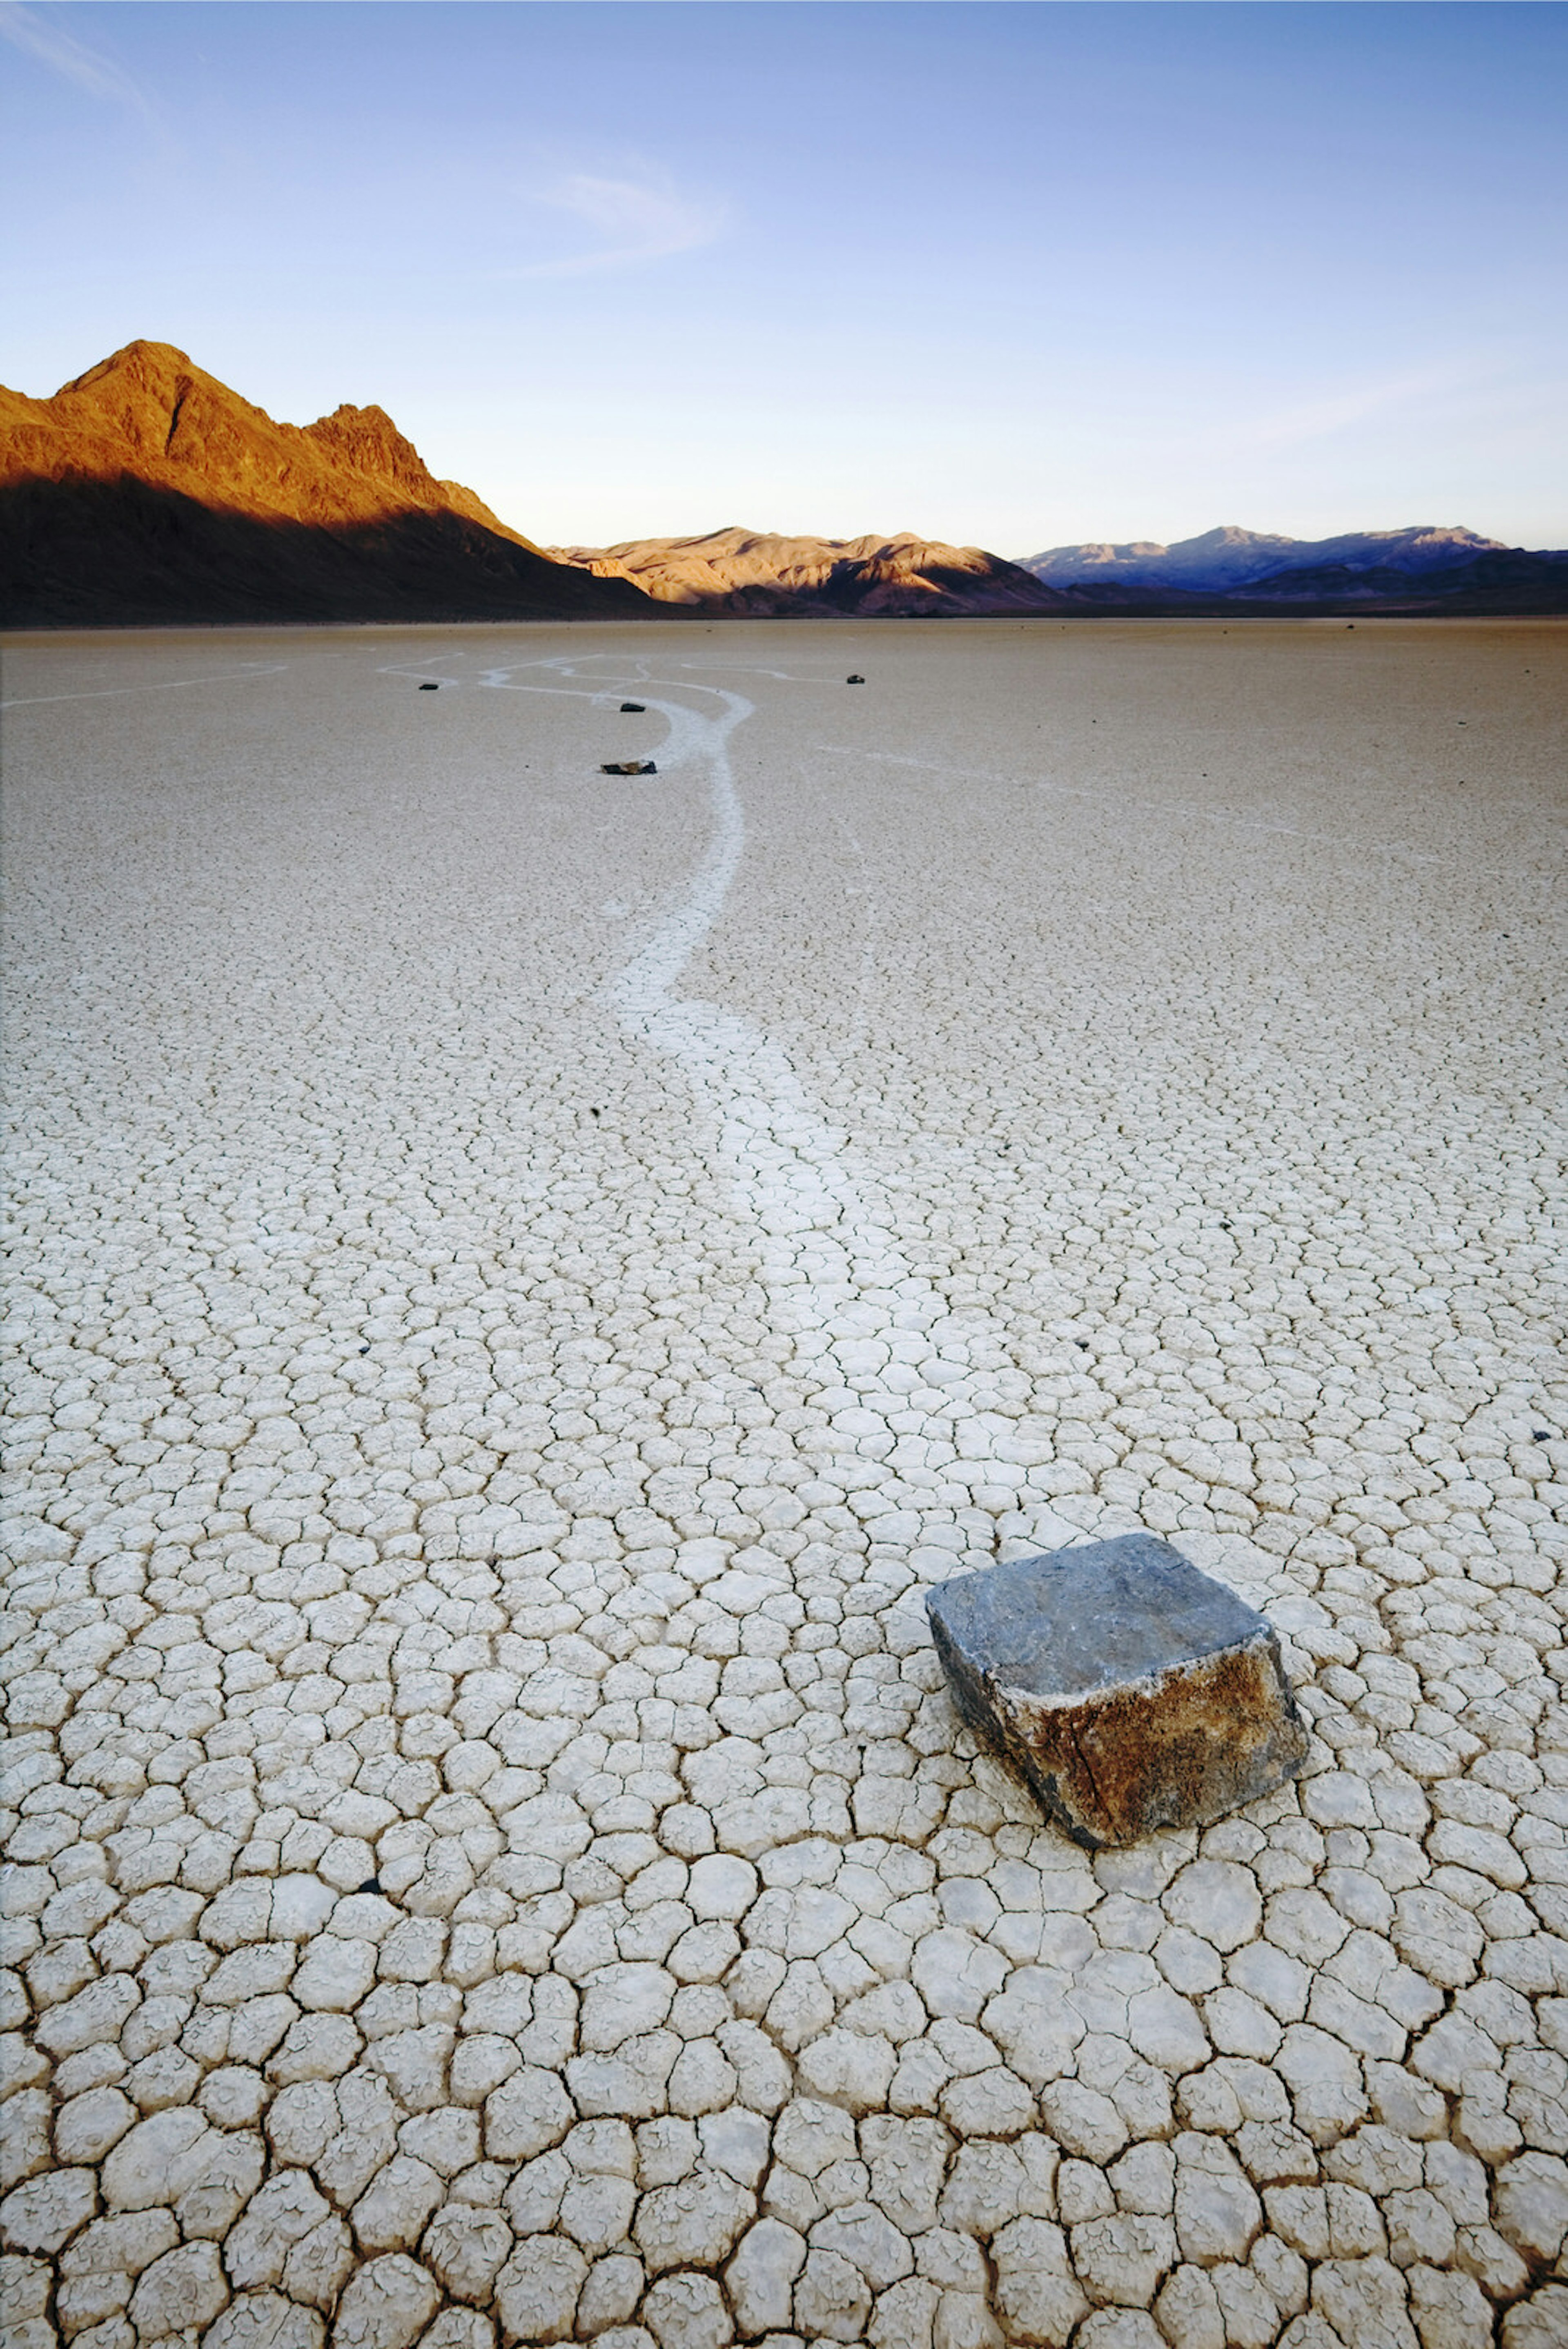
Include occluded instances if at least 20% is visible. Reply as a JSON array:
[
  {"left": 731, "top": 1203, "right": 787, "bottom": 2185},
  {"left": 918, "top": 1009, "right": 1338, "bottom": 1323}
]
[
  {"left": 846, "top": 673, "right": 865, "bottom": 684},
  {"left": 601, "top": 760, "right": 657, "bottom": 776},
  {"left": 620, "top": 701, "right": 646, "bottom": 712},
  {"left": 926, "top": 1533, "right": 1307, "bottom": 1847}
]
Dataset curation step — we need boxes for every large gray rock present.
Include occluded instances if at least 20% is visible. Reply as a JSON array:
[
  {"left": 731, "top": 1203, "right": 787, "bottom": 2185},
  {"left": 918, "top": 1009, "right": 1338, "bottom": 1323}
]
[{"left": 926, "top": 1535, "right": 1308, "bottom": 1848}]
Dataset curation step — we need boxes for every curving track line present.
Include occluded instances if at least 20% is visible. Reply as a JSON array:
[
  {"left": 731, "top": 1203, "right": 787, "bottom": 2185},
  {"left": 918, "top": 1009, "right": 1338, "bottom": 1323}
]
[{"left": 461, "top": 650, "right": 1095, "bottom": 1565}]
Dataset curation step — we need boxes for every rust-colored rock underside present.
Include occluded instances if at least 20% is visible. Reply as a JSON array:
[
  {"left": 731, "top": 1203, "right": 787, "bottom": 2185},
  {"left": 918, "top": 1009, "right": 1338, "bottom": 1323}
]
[{"left": 984, "top": 1634, "right": 1310, "bottom": 1848}]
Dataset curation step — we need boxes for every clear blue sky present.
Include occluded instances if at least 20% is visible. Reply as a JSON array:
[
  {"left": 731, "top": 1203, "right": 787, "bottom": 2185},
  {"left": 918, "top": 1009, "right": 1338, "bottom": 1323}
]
[{"left": 3, "top": 2, "right": 1564, "bottom": 551}]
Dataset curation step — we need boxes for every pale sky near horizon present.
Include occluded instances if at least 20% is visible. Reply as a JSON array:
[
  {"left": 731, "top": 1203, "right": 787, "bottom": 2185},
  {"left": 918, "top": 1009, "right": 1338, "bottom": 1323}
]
[{"left": 3, "top": 1, "right": 1564, "bottom": 553}]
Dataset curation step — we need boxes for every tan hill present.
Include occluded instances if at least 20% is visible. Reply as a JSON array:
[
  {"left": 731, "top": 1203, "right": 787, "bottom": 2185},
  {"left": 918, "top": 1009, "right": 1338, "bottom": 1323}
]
[
  {"left": 550, "top": 525, "right": 1071, "bottom": 617},
  {"left": 0, "top": 341, "right": 653, "bottom": 627}
]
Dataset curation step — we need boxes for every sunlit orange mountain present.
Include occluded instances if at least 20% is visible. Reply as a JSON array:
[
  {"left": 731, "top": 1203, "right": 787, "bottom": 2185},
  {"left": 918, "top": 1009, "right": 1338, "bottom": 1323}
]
[
  {"left": 552, "top": 525, "right": 1070, "bottom": 617},
  {"left": 0, "top": 341, "right": 652, "bottom": 626}
]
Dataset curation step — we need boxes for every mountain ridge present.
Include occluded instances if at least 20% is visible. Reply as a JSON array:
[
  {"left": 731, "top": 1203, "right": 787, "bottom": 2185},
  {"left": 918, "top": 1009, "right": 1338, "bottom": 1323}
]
[
  {"left": 0, "top": 341, "right": 650, "bottom": 626},
  {"left": 1, "top": 341, "right": 548, "bottom": 542},
  {"left": 4, "top": 343, "right": 1564, "bottom": 626},
  {"left": 550, "top": 524, "right": 1070, "bottom": 617},
  {"left": 1019, "top": 522, "right": 1529, "bottom": 591}
]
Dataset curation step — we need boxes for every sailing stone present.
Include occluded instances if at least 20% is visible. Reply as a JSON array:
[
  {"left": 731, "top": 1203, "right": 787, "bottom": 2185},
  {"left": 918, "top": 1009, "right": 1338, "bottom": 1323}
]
[{"left": 926, "top": 1534, "right": 1309, "bottom": 1848}]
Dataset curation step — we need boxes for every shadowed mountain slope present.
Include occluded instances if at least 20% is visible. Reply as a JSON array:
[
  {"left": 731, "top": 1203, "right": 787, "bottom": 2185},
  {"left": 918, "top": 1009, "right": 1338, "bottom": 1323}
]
[
  {"left": 550, "top": 525, "right": 1072, "bottom": 617},
  {"left": 0, "top": 342, "right": 653, "bottom": 626}
]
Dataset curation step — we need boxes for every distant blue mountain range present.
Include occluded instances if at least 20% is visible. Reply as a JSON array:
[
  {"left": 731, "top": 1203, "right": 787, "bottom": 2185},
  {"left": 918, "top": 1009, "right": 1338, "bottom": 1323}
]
[{"left": 1017, "top": 523, "right": 1566, "bottom": 604}]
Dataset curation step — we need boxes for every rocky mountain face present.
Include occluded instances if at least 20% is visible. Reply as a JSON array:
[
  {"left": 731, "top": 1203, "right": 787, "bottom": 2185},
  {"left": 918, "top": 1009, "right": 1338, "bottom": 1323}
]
[
  {"left": 0, "top": 342, "right": 653, "bottom": 626},
  {"left": 1018, "top": 523, "right": 1568, "bottom": 611},
  {"left": 550, "top": 526, "right": 1071, "bottom": 617}
]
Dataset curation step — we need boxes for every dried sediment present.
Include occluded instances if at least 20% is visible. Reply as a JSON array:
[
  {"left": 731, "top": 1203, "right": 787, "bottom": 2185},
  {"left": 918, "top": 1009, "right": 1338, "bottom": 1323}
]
[{"left": 2, "top": 617, "right": 1565, "bottom": 2346}]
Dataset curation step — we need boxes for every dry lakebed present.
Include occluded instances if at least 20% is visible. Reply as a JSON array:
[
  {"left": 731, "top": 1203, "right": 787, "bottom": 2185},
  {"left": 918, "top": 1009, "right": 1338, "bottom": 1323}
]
[{"left": 2, "top": 617, "right": 1566, "bottom": 2349}]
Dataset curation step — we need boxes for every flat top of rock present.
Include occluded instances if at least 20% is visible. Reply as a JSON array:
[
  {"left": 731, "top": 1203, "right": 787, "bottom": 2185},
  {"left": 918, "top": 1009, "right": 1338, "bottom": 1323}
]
[{"left": 927, "top": 1534, "right": 1273, "bottom": 1698}]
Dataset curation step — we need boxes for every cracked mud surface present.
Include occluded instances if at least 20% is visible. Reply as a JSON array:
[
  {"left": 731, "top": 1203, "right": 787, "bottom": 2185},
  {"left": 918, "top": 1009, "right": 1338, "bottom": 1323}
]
[{"left": 3, "top": 616, "right": 1566, "bottom": 2349}]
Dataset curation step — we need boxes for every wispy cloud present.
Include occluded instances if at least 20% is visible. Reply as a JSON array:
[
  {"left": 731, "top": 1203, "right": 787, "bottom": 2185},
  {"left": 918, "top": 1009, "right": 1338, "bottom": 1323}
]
[
  {"left": 512, "top": 170, "right": 725, "bottom": 281},
  {"left": 1241, "top": 361, "right": 1485, "bottom": 450},
  {"left": 0, "top": 1, "right": 154, "bottom": 116}
]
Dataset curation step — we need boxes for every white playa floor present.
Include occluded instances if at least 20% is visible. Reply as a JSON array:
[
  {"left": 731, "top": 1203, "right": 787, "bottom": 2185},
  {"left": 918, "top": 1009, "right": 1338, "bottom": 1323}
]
[{"left": 2, "top": 617, "right": 1566, "bottom": 2349}]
